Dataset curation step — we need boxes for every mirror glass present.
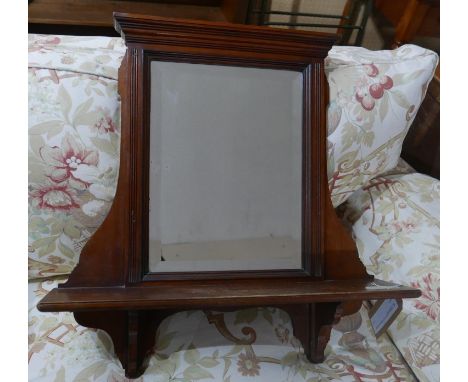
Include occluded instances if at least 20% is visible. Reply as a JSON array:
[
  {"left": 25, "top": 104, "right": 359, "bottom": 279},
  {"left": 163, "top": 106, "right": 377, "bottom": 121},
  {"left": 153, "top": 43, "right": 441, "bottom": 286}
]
[{"left": 149, "top": 61, "right": 303, "bottom": 272}]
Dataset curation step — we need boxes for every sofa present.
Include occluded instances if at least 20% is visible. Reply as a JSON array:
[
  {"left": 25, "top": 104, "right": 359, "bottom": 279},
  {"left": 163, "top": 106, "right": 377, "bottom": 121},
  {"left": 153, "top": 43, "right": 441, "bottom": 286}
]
[{"left": 28, "top": 34, "right": 439, "bottom": 382}]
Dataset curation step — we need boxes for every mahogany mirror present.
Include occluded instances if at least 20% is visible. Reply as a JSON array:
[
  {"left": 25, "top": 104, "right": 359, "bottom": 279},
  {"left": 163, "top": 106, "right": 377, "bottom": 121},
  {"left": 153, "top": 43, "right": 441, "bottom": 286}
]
[
  {"left": 131, "top": 22, "right": 331, "bottom": 281},
  {"left": 37, "top": 14, "right": 421, "bottom": 378},
  {"left": 148, "top": 61, "right": 303, "bottom": 274}
]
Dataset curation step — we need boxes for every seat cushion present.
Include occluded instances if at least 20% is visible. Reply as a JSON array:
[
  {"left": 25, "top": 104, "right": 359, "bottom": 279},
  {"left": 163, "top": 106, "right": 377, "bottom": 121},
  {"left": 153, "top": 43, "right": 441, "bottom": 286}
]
[{"left": 341, "top": 170, "right": 440, "bottom": 382}]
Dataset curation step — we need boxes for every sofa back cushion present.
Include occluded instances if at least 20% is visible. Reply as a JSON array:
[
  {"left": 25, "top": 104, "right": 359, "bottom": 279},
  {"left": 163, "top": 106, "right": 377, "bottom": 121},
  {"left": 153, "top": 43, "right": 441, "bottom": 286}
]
[
  {"left": 326, "top": 44, "right": 438, "bottom": 207},
  {"left": 28, "top": 35, "right": 125, "bottom": 279}
]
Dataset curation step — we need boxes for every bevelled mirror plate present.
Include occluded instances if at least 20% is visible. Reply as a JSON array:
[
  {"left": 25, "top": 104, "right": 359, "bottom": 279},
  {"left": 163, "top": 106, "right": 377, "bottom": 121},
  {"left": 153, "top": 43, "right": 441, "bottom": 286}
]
[{"left": 149, "top": 61, "right": 303, "bottom": 273}]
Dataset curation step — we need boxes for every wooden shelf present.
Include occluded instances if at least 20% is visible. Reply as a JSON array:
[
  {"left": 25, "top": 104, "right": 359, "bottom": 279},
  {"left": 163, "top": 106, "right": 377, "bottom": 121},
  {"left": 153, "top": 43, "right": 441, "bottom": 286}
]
[{"left": 38, "top": 278, "right": 420, "bottom": 312}]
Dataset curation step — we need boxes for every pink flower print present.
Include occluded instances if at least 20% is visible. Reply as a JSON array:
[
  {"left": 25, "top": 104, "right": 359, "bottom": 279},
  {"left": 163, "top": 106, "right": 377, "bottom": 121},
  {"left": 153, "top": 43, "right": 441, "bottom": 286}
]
[
  {"left": 94, "top": 113, "right": 116, "bottom": 134},
  {"left": 40, "top": 134, "right": 99, "bottom": 189},
  {"left": 29, "top": 183, "right": 79, "bottom": 211},
  {"left": 402, "top": 220, "right": 418, "bottom": 233},
  {"left": 388, "top": 218, "right": 419, "bottom": 235},
  {"left": 39, "top": 36, "right": 61, "bottom": 45},
  {"left": 29, "top": 36, "right": 61, "bottom": 53},
  {"left": 411, "top": 273, "right": 440, "bottom": 321}
]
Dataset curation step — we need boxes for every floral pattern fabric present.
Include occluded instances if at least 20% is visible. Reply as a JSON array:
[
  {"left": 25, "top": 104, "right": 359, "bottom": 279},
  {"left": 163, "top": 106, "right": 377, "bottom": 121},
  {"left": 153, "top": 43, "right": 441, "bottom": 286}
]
[
  {"left": 28, "top": 35, "right": 125, "bottom": 279},
  {"left": 326, "top": 44, "right": 438, "bottom": 207},
  {"left": 341, "top": 171, "right": 440, "bottom": 382},
  {"left": 28, "top": 34, "right": 439, "bottom": 381},
  {"left": 28, "top": 34, "right": 126, "bottom": 79},
  {"left": 29, "top": 278, "right": 417, "bottom": 382}
]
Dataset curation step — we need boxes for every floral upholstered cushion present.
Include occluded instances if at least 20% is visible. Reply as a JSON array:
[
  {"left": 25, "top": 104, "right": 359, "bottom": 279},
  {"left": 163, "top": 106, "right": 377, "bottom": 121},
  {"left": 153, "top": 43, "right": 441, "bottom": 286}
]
[
  {"left": 28, "top": 35, "right": 125, "bottom": 279},
  {"left": 341, "top": 171, "right": 440, "bottom": 382},
  {"left": 28, "top": 35, "right": 125, "bottom": 78},
  {"left": 326, "top": 44, "right": 438, "bottom": 207},
  {"left": 28, "top": 34, "right": 440, "bottom": 382},
  {"left": 29, "top": 278, "right": 417, "bottom": 382}
]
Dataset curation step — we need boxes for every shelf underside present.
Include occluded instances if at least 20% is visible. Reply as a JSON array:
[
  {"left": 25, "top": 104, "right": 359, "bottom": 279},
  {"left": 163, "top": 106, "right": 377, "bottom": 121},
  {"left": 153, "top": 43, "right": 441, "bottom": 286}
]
[{"left": 38, "top": 278, "right": 420, "bottom": 312}]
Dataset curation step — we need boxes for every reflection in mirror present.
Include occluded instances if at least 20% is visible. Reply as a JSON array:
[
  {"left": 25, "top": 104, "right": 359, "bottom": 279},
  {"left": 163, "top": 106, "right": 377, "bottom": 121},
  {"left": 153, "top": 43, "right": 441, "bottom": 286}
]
[{"left": 149, "top": 61, "right": 303, "bottom": 272}]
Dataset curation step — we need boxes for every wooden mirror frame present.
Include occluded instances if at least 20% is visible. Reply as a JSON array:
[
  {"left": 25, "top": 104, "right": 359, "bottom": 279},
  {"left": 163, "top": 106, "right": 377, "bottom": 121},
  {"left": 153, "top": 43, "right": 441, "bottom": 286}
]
[{"left": 38, "top": 14, "right": 420, "bottom": 378}]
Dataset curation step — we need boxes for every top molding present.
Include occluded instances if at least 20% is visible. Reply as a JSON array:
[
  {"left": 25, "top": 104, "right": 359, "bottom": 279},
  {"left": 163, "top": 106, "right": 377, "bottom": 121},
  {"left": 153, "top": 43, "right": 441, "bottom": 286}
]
[{"left": 114, "top": 12, "right": 337, "bottom": 59}]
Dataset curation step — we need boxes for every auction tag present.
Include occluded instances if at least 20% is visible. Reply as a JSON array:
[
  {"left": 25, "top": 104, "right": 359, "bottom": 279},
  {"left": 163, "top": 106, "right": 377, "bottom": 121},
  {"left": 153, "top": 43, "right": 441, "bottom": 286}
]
[{"left": 368, "top": 299, "right": 402, "bottom": 338}]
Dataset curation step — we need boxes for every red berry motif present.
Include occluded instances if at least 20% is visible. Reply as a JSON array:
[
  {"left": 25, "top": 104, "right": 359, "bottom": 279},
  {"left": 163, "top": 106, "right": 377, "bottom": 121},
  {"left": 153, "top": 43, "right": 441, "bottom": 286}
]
[
  {"left": 46, "top": 36, "right": 61, "bottom": 45},
  {"left": 355, "top": 89, "right": 365, "bottom": 102},
  {"left": 369, "top": 83, "right": 384, "bottom": 99},
  {"left": 379, "top": 75, "right": 393, "bottom": 90},
  {"left": 361, "top": 95, "right": 375, "bottom": 111},
  {"left": 364, "top": 63, "right": 379, "bottom": 77}
]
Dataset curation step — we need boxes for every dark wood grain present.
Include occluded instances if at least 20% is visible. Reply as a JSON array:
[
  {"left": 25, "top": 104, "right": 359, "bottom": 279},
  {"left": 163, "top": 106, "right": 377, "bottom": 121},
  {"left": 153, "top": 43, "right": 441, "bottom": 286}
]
[
  {"left": 64, "top": 13, "right": 338, "bottom": 286},
  {"left": 29, "top": 0, "right": 232, "bottom": 27},
  {"left": 38, "top": 278, "right": 419, "bottom": 312},
  {"left": 221, "top": 0, "right": 250, "bottom": 23},
  {"left": 74, "top": 310, "right": 175, "bottom": 378},
  {"left": 402, "top": 76, "right": 440, "bottom": 178},
  {"left": 113, "top": 13, "right": 336, "bottom": 57},
  {"left": 29, "top": 0, "right": 251, "bottom": 36},
  {"left": 374, "top": 0, "right": 439, "bottom": 49},
  {"left": 391, "top": 0, "right": 439, "bottom": 48}
]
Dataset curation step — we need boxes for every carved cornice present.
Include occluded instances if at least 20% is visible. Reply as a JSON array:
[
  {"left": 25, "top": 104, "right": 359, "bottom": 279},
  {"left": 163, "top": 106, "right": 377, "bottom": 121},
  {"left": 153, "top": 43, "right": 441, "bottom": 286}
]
[{"left": 114, "top": 12, "right": 337, "bottom": 59}]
